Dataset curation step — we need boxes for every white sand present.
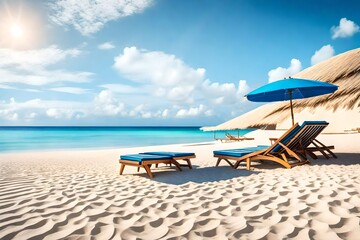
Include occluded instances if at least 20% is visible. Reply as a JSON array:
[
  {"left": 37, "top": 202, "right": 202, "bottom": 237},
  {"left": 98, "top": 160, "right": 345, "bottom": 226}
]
[{"left": 0, "top": 130, "right": 360, "bottom": 239}]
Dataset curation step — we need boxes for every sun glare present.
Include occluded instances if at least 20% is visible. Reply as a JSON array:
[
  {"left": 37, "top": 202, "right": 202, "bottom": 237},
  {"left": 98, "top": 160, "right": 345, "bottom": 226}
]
[
  {"left": 9, "top": 24, "right": 24, "bottom": 38},
  {"left": 0, "top": 2, "right": 42, "bottom": 49}
]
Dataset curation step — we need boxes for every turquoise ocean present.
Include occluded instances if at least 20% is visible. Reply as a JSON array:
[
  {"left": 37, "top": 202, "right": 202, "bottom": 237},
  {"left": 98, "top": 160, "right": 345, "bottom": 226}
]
[{"left": 0, "top": 127, "right": 254, "bottom": 153}]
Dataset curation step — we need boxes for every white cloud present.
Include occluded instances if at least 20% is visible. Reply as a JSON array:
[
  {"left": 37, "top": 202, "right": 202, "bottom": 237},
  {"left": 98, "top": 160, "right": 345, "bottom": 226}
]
[
  {"left": 48, "top": 0, "right": 154, "bottom": 35},
  {"left": 161, "top": 109, "right": 169, "bottom": 118},
  {"left": 114, "top": 46, "right": 205, "bottom": 102},
  {"left": 237, "top": 80, "right": 250, "bottom": 95},
  {"left": 0, "top": 45, "right": 80, "bottom": 70},
  {"left": 46, "top": 108, "right": 83, "bottom": 119},
  {"left": 25, "top": 89, "right": 42, "bottom": 93},
  {"left": 201, "top": 79, "right": 250, "bottom": 104},
  {"left": 114, "top": 47, "right": 205, "bottom": 86},
  {"left": 0, "top": 97, "right": 88, "bottom": 122},
  {"left": 0, "top": 69, "right": 92, "bottom": 86},
  {"left": 94, "top": 90, "right": 125, "bottom": 116},
  {"left": 50, "top": 87, "right": 90, "bottom": 94},
  {"left": 331, "top": 18, "right": 360, "bottom": 39},
  {"left": 0, "top": 46, "right": 93, "bottom": 86},
  {"left": 311, "top": 45, "right": 335, "bottom": 65},
  {"left": 176, "top": 105, "right": 213, "bottom": 118},
  {"left": 98, "top": 42, "right": 115, "bottom": 50},
  {"left": 0, "top": 109, "right": 18, "bottom": 121},
  {"left": 203, "top": 82, "right": 234, "bottom": 104},
  {"left": 0, "top": 98, "right": 82, "bottom": 122},
  {"left": 25, "top": 112, "right": 37, "bottom": 121},
  {"left": 110, "top": 46, "right": 255, "bottom": 119},
  {"left": 165, "top": 85, "right": 196, "bottom": 103},
  {"left": 0, "top": 84, "right": 16, "bottom": 89},
  {"left": 0, "top": 94, "right": 179, "bottom": 122},
  {"left": 93, "top": 91, "right": 170, "bottom": 119},
  {"left": 128, "top": 104, "right": 154, "bottom": 118},
  {"left": 100, "top": 83, "right": 141, "bottom": 94},
  {"left": 268, "top": 59, "right": 302, "bottom": 83}
]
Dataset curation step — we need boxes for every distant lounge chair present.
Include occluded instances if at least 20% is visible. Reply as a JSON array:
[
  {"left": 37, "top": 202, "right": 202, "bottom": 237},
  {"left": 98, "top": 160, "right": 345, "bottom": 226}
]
[
  {"left": 214, "top": 121, "right": 333, "bottom": 170},
  {"left": 217, "top": 133, "right": 254, "bottom": 142},
  {"left": 119, "top": 152, "right": 195, "bottom": 178},
  {"left": 345, "top": 127, "right": 360, "bottom": 133}
]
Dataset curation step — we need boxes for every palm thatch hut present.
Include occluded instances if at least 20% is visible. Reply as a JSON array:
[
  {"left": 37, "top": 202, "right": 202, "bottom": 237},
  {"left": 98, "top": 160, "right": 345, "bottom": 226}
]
[{"left": 202, "top": 48, "right": 360, "bottom": 133}]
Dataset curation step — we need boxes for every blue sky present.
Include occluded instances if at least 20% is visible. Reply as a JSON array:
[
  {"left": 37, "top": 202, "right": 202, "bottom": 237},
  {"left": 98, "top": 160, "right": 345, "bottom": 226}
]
[{"left": 0, "top": 0, "right": 359, "bottom": 126}]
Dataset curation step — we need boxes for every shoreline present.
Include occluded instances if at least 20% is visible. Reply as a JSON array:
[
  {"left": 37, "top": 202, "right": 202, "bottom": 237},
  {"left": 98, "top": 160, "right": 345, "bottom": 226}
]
[
  {"left": 1, "top": 130, "right": 360, "bottom": 239},
  {"left": 0, "top": 140, "right": 218, "bottom": 155}
]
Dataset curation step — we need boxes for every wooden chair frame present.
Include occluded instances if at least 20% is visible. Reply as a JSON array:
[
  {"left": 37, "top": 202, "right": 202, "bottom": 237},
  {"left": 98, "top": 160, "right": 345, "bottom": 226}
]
[
  {"left": 119, "top": 158, "right": 182, "bottom": 178},
  {"left": 214, "top": 121, "right": 336, "bottom": 170},
  {"left": 154, "top": 155, "right": 195, "bottom": 169},
  {"left": 215, "top": 123, "right": 310, "bottom": 170},
  {"left": 171, "top": 155, "right": 195, "bottom": 169},
  {"left": 275, "top": 123, "right": 337, "bottom": 159}
]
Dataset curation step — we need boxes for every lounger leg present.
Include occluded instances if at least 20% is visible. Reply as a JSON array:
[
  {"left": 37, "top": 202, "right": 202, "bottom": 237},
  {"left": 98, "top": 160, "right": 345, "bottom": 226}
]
[
  {"left": 170, "top": 160, "right": 182, "bottom": 171},
  {"left": 184, "top": 159, "right": 192, "bottom": 169},
  {"left": 143, "top": 164, "right": 154, "bottom": 178},
  {"left": 216, "top": 158, "right": 222, "bottom": 166},
  {"left": 312, "top": 139, "right": 338, "bottom": 159},
  {"left": 120, "top": 164, "right": 125, "bottom": 175},
  {"left": 137, "top": 167, "right": 140, "bottom": 172},
  {"left": 326, "top": 149, "right": 337, "bottom": 159},
  {"left": 155, "top": 164, "right": 159, "bottom": 168},
  {"left": 311, "top": 140, "right": 329, "bottom": 159},
  {"left": 216, "top": 158, "right": 234, "bottom": 168},
  {"left": 306, "top": 151, "right": 318, "bottom": 159},
  {"left": 234, "top": 161, "right": 240, "bottom": 169},
  {"left": 224, "top": 159, "right": 234, "bottom": 168},
  {"left": 246, "top": 158, "right": 251, "bottom": 170}
]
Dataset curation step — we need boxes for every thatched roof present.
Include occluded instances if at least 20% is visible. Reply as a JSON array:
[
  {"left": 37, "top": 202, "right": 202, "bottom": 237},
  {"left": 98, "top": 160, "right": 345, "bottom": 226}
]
[{"left": 202, "top": 48, "right": 360, "bottom": 132}]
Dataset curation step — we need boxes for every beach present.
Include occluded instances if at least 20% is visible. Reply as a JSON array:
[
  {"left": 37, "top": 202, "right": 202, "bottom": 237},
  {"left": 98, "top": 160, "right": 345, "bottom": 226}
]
[
  {"left": 2, "top": 1, "right": 360, "bottom": 239},
  {"left": 0, "top": 130, "right": 359, "bottom": 239}
]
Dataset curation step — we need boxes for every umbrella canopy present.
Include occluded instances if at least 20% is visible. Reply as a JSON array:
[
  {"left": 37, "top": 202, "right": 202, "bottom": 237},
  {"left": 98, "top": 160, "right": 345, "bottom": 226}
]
[
  {"left": 246, "top": 78, "right": 338, "bottom": 102},
  {"left": 245, "top": 78, "right": 338, "bottom": 125}
]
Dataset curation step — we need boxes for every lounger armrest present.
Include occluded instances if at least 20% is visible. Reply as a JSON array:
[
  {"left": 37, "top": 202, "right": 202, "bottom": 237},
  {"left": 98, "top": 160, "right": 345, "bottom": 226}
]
[{"left": 240, "top": 148, "right": 268, "bottom": 159}]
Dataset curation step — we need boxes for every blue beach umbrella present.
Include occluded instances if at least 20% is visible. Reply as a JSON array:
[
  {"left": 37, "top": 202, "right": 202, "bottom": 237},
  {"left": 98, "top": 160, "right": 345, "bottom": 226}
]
[{"left": 245, "top": 78, "right": 338, "bottom": 126}]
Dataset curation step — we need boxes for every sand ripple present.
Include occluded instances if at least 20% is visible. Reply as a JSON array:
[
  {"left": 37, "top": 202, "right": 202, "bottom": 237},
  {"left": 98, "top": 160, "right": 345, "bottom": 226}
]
[{"left": 0, "top": 158, "right": 360, "bottom": 239}]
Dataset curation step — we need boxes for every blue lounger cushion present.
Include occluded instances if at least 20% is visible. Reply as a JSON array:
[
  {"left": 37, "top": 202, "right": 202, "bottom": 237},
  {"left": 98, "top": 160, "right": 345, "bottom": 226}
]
[
  {"left": 213, "top": 145, "right": 268, "bottom": 158},
  {"left": 301, "top": 121, "right": 328, "bottom": 126},
  {"left": 120, "top": 154, "right": 171, "bottom": 163},
  {"left": 142, "top": 151, "right": 195, "bottom": 157}
]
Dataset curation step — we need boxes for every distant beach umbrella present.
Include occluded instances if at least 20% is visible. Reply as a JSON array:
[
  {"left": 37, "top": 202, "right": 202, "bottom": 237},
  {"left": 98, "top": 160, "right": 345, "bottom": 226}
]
[{"left": 245, "top": 78, "right": 338, "bottom": 126}]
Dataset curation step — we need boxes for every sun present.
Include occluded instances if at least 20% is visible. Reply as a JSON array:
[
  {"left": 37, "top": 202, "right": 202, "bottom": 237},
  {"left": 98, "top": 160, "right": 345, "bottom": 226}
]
[
  {"left": 9, "top": 24, "right": 24, "bottom": 39},
  {"left": 0, "top": 2, "right": 41, "bottom": 49}
]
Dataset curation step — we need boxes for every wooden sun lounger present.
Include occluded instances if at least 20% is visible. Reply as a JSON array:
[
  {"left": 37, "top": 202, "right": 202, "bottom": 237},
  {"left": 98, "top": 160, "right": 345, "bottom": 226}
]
[
  {"left": 214, "top": 123, "right": 311, "bottom": 170},
  {"left": 142, "top": 151, "right": 196, "bottom": 169},
  {"left": 214, "top": 121, "right": 336, "bottom": 170},
  {"left": 119, "top": 154, "right": 182, "bottom": 178},
  {"left": 271, "top": 121, "right": 337, "bottom": 159}
]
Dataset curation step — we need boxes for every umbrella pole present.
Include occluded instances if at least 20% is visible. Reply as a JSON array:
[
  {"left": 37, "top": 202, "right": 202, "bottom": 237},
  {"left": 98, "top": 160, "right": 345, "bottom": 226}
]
[{"left": 289, "top": 90, "right": 295, "bottom": 126}]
